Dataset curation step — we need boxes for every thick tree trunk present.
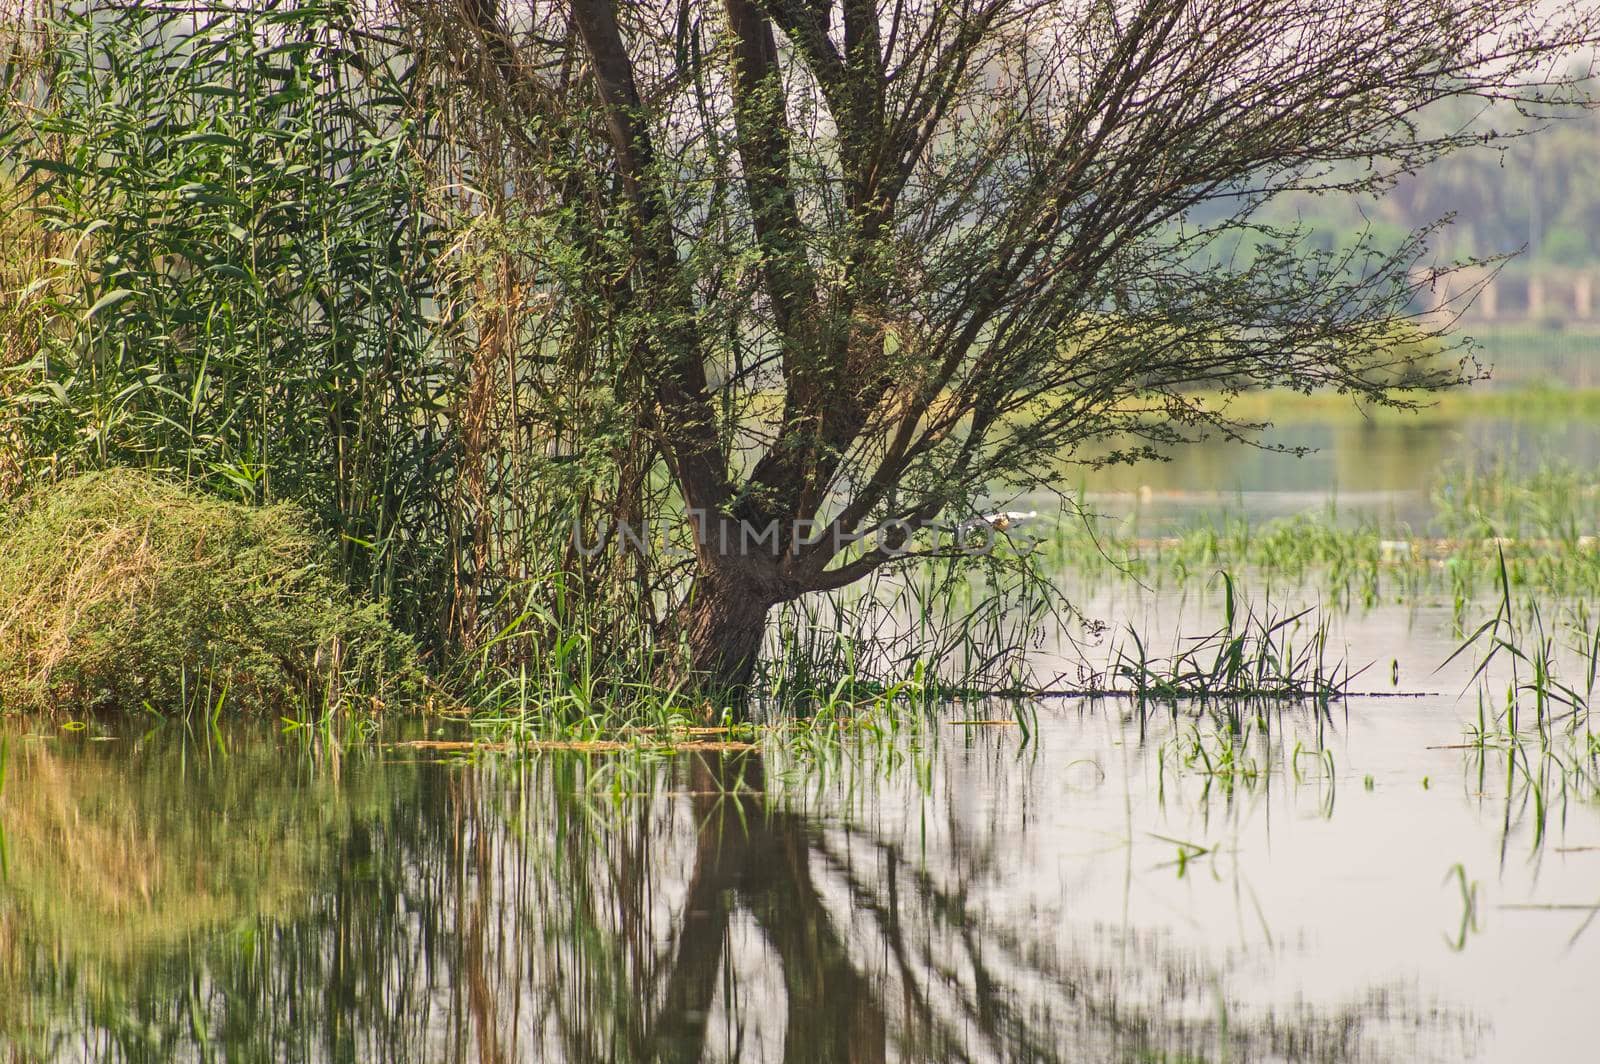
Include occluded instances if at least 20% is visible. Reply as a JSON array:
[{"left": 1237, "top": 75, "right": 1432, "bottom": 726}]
[{"left": 674, "top": 571, "right": 779, "bottom": 705}]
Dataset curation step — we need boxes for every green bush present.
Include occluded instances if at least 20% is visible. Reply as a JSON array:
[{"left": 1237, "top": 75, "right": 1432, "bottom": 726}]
[{"left": 0, "top": 469, "right": 423, "bottom": 715}]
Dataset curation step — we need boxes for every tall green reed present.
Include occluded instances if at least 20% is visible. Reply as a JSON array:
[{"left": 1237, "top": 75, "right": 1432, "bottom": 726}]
[
  {"left": 2, "top": 2, "right": 720, "bottom": 695},
  {"left": 1, "top": 1, "right": 459, "bottom": 640}
]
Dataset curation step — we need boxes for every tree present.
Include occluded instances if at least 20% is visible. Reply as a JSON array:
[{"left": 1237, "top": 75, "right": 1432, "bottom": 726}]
[{"left": 415, "top": 0, "right": 1598, "bottom": 697}]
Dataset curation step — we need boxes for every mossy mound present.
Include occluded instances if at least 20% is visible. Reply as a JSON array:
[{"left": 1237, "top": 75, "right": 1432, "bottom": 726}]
[{"left": 0, "top": 470, "right": 423, "bottom": 715}]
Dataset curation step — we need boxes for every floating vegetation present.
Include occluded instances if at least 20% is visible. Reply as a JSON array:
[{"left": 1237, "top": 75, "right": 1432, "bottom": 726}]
[{"left": 393, "top": 736, "right": 761, "bottom": 756}]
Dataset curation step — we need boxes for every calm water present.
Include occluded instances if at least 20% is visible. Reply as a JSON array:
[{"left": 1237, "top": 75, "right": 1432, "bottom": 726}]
[
  {"left": 1046, "top": 412, "right": 1600, "bottom": 531},
  {"left": 2, "top": 413, "right": 1598, "bottom": 1063}
]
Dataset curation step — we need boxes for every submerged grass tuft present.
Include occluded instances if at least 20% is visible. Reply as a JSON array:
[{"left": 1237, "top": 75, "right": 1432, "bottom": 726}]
[
  {"left": 1110, "top": 576, "right": 1353, "bottom": 704},
  {"left": 0, "top": 470, "right": 423, "bottom": 717}
]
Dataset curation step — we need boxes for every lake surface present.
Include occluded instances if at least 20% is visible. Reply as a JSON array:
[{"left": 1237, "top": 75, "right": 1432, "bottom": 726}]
[
  {"left": 1036, "top": 409, "right": 1600, "bottom": 531},
  {"left": 2, "top": 410, "right": 1597, "bottom": 1063}
]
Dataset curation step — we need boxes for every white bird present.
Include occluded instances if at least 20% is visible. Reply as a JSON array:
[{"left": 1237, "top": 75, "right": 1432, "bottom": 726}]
[
  {"left": 982, "top": 510, "right": 1038, "bottom": 532},
  {"left": 1378, "top": 539, "right": 1412, "bottom": 560},
  {"left": 952, "top": 510, "right": 1038, "bottom": 535}
]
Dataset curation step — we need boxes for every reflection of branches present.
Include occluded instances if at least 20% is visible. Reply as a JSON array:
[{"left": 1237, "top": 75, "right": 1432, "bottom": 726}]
[
  {"left": 645, "top": 753, "right": 887, "bottom": 1064},
  {"left": 791, "top": 767, "right": 1469, "bottom": 1064},
  {"left": 643, "top": 747, "right": 1324, "bottom": 1063},
  {"left": 649, "top": 762, "right": 742, "bottom": 1064},
  {"left": 807, "top": 822, "right": 1098, "bottom": 1063},
  {"left": 647, "top": 745, "right": 1469, "bottom": 1064}
]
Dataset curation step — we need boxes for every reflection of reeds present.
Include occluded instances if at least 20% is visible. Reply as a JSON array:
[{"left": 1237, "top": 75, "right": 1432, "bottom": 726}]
[
  {"left": 0, "top": 724, "right": 1479, "bottom": 1060},
  {"left": 4, "top": 746, "right": 165, "bottom": 925},
  {"left": 0, "top": 724, "right": 392, "bottom": 1053},
  {"left": 401, "top": 748, "right": 1474, "bottom": 1062},
  {"left": 3, "top": 741, "right": 293, "bottom": 955}
]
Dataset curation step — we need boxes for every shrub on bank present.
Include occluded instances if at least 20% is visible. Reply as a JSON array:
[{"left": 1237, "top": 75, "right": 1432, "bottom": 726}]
[{"left": 0, "top": 470, "right": 423, "bottom": 716}]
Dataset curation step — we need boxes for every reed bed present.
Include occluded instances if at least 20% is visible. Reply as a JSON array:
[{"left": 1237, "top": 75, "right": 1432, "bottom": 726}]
[
  {"left": 0, "top": 0, "right": 667, "bottom": 676},
  {"left": 1044, "top": 460, "right": 1600, "bottom": 611}
]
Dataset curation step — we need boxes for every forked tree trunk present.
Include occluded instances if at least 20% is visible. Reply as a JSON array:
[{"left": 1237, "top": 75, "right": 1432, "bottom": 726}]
[{"left": 673, "top": 570, "right": 779, "bottom": 705}]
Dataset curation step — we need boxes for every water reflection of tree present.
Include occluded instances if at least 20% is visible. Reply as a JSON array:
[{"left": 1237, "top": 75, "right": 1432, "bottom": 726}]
[
  {"left": 649, "top": 754, "right": 887, "bottom": 1064},
  {"left": 634, "top": 751, "right": 1468, "bottom": 1064},
  {"left": 3, "top": 742, "right": 1476, "bottom": 1062}
]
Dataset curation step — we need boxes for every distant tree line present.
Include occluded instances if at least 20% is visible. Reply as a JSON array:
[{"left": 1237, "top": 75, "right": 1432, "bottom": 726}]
[{"left": 1273, "top": 94, "right": 1600, "bottom": 270}]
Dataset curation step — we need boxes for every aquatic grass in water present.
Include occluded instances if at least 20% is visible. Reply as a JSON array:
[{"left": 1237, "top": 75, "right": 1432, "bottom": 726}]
[
  {"left": 458, "top": 533, "right": 1062, "bottom": 737},
  {"left": 1432, "top": 460, "right": 1600, "bottom": 546},
  {"left": 1100, "top": 572, "right": 1363, "bottom": 704},
  {"left": 1448, "top": 551, "right": 1600, "bottom": 850},
  {"left": 761, "top": 551, "right": 1061, "bottom": 706},
  {"left": 1046, "top": 460, "right": 1600, "bottom": 609},
  {"left": 1108, "top": 577, "right": 1353, "bottom": 704}
]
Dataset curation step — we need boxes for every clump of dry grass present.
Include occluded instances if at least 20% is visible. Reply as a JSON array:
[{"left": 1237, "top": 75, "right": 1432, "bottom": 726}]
[{"left": 0, "top": 469, "right": 423, "bottom": 715}]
